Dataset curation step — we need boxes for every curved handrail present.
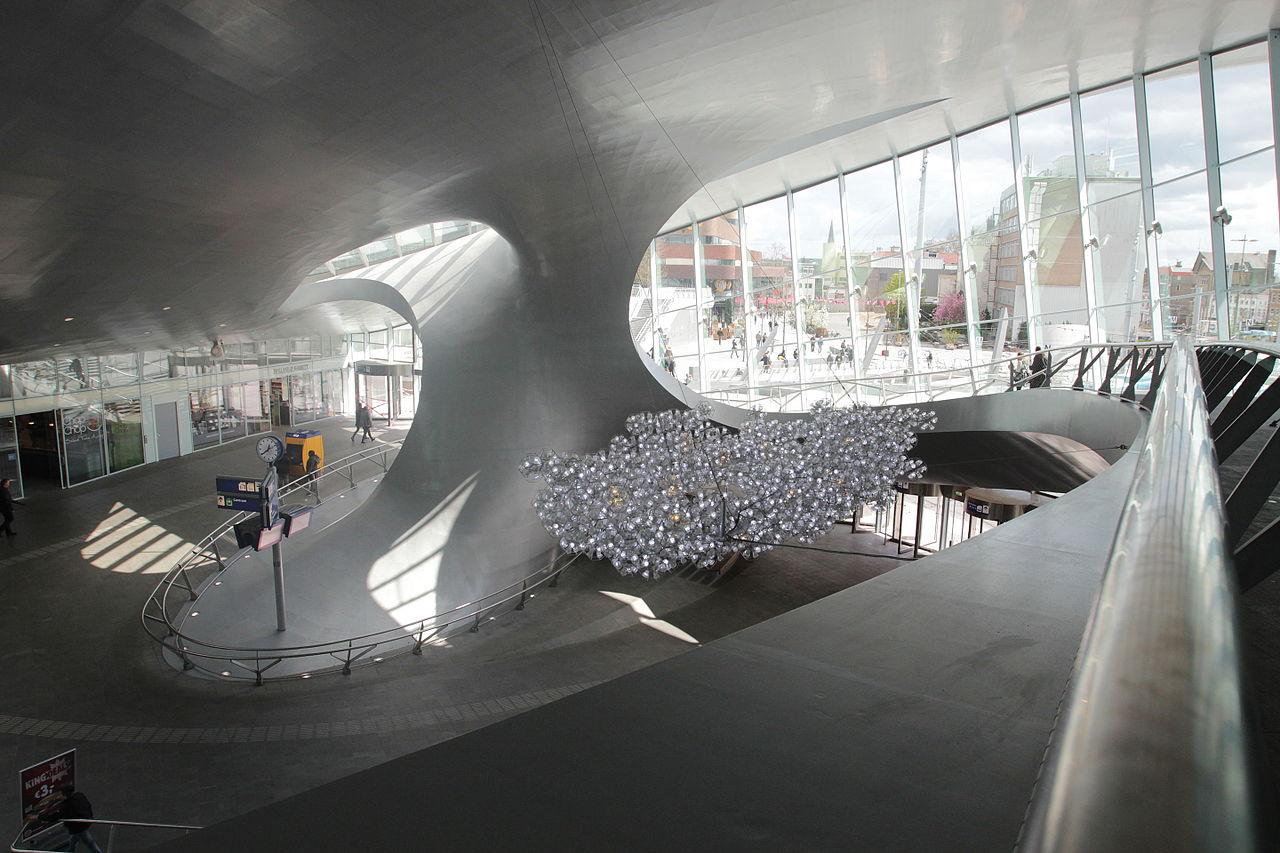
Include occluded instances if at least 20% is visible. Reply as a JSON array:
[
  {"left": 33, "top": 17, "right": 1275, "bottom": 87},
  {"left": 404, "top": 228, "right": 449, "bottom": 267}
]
[
  {"left": 1019, "top": 336, "right": 1261, "bottom": 852},
  {"left": 141, "top": 439, "right": 580, "bottom": 684},
  {"left": 11, "top": 818, "right": 201, "bottom": 853},
  {"left": 701, "top": 341, "right": 1170, "bottom": 411}
]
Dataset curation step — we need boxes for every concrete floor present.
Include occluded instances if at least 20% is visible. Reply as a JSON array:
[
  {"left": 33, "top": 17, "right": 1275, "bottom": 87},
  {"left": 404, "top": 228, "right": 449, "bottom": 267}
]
[{"left": 0, "top": 414, "right": 909, "bottom": 843}]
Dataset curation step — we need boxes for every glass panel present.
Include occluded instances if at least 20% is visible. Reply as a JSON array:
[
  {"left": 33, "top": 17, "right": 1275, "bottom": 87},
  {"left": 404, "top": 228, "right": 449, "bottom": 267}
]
[
  {"left": 397, "top": 375, "right": 416, "bottom": 417},
  {"left": 1152, "top": 170, "right": 1215, "bottom": 336},
  {"left": 0, "top": 411, "right": 21, "bottom": 500},
  {"left": 231, "top": 382, "right": 270, "bottom": 435},
  {"left": 392, "top": 326, "right": 413, "bottom": 362},
  {"left": 958, "top": 121, "right": 1017, "bottom": 236},
  {"left": 975, "top": 315, "right": 1030, "bottom": 359},
  {"left": 1019, "top": 100, "right": 1078, "bottom": 222},
  {"left": 59, "top": 356, "right": 96, "bottom": 391},
  {"left": 1220, "top": 149, "right": 1280, "bottom": 338},
  {"left": 844, "top": 161, "right": 905, "bottom": 340},
  {"left": 899, "top": 142, "right": 961, "bottom": 327},
  {"left": 1145, "top": 62, "right": 1206, "bottom": 182},
  {"left": 1027, "top": 210, "right": 1088, "bottom": 339},
  {"left": 792, "top": 179, "right": 845, "bottom": 320},
  {"left": 744, "top": 195, "right": 796, "bottom": 382},
  {"left": 630, "top": 243, "right": 655, "bottom": 351},
  {"left": 189, "top": 389, "right": 223, "bottom": 449},
  {"left": 1087, "top": 189, "right": 1149, "bottom": 341},
  {"left": 1213, "top": 42, "right": 1274, "bottom": 163},
  {"left": 59, "top": 404, "right": 106, "bottom": 485},
  {"left": 290, "top": 373, "right": 322, "bottom": 424},
  {"left": 104, "top": 397, "right": 143, "bottom": 473},
  {"left": 1079, "top": 82, "right": 1141, "bottom": 204},
  {"left": 330, "top": 250, "right": 363, "bottom": 272},
  {"left": 100, "top": 353, "right": 139, "bottom": 387},
  {"left": 655, "top": 226, "right": 696, "bottom": 332},
  {"left": 694, "top": 215, "right": 743, "bottom": 381},
  {"left": 360, "top": 238, "right": 398, "bottom": 264},
  {"left": 396, "top": 227, "right": 429, "bottom": 253},
  {"left": 367, "top": 330, "right": 388, "bottom": 362}
]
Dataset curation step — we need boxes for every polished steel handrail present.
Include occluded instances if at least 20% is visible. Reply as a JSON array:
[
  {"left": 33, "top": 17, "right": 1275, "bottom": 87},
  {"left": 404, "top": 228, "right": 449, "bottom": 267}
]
[
  {"left": 1019, "top": 336, "right": 1261, "bottom": 852},
  {"left": 141, "top": 439, "right": 579, "bottom": 684},
  {"left": 703, "top": 342, "right": 1169, "bottom": 410},
  {"left": 11, "top": 818, "right": 201, "bottom": 852}
]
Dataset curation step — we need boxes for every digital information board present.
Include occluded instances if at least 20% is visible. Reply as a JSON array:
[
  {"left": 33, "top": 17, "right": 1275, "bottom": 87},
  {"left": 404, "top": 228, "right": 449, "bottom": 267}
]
[{"left": 216, "top": 476, "right": 263, "bottom": 512}]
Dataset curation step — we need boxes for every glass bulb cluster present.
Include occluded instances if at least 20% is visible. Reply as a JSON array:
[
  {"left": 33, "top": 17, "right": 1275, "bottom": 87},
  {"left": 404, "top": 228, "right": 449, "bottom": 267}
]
[{"left": 520, "top": 401, "right": 934, "bottom": 578}]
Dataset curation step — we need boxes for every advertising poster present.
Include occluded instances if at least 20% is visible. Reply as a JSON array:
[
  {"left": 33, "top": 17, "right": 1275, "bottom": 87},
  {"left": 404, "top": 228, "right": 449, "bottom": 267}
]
[{"left": 19, "top": 749, "right": 75, "bottom": 839}]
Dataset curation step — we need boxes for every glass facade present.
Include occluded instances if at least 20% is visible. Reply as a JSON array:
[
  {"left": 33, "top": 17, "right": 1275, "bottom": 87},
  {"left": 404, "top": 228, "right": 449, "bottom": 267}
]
[
  {"left": 634, "top": 36, "right": 1280, "bottom": 409},
  {"left": 0, "top": 334, "right": 352, "bottom": 489}
]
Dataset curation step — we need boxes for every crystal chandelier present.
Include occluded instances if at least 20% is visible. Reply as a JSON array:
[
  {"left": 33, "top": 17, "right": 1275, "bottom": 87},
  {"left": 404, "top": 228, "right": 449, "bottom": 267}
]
[{"left": 520, "top": 401, "right": 934, "bottom": 577}]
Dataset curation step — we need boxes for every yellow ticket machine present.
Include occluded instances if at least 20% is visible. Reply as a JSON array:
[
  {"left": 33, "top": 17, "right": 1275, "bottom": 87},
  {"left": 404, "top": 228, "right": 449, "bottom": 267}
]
[{"left": 284, "top": 429, "right": 324, "bottom": 477}]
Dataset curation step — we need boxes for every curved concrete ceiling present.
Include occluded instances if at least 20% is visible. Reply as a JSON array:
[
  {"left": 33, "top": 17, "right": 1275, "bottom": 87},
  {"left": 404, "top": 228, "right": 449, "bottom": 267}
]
[{"left": 2, "top": 1, "right": 1277, "bottom": 362}]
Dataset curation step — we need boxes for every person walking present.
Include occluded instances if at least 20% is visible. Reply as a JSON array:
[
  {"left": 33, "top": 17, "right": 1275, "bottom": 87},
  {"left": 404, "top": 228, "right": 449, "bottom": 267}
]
[
  {"left": 303, "top": 450, "right": 322, "bottom": 500},
  {"left": 359, "top": 404, "right": 374, "bottom": 443},
  {"left": 351, "top": 402, "right": 365, "bottom": 443},
  {"left": 1009, "top": 353, "right": 1030, "bottom": 390},
  {"left": 0, "top": 478, "right": 16, "bottom": 538},
  {"left": 59, "top": 787, "right": 103, "bottom": 853},
  {"left": 1029, "top": 347, "right": 1050, "bottom": 388}
]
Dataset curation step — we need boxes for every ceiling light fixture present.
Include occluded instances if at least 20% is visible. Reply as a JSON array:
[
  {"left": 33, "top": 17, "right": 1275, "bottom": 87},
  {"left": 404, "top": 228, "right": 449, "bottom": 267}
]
[
  {"left": 162, "top": 306, "right": 171, "bottom": 311},
  {"left": 63, "top": 316, "right": 74, "bottom": 322}
]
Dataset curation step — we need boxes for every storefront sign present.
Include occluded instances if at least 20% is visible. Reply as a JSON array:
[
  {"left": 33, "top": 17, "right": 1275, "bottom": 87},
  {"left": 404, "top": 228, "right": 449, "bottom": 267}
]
[
  {"left": 965, "top": 497, "right": 992, "bottom": 518},
  {"left": 19, "top": 749, "right": 74, "bottom": 839}
]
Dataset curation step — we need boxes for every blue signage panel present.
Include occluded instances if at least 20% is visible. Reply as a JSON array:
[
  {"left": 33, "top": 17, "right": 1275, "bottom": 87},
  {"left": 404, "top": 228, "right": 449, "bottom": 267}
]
[{"left": 217, "top": 475, "right": 265, "bottom": 512}]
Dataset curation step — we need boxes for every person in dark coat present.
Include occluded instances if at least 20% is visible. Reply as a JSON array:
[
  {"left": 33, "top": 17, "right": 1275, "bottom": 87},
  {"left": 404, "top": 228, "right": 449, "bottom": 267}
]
[
  {"left": 0, "top": 478, "right": 16, "bottom": 537},
  {"left": 303, "top": 450, "right": 321, "bottom": 499},
  {"left": 360, "top": 404, "right": 374, "bottom": 443},
  {"left": 1029, "top": 347, "right": 1050, "bottom": 388},
  {"left": 351, "top": 402, "right": 366, "bottom": 443},
  {"left": 59, "top": 787, "right": 103, "bottom": 853}
]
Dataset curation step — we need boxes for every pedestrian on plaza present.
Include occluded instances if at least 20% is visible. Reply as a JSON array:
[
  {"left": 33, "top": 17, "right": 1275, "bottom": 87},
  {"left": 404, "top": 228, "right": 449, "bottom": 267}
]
[
  {"left": 360, "top": 403, "right": 375, "bottom": 442},
  {"left": 793, "top": 347, "right": 799, "bottom": 363},
  {"left": 0, "top": 478, "right": 16, "bottom": 538},
  {"left": 1029, "top": 347, "right": 1050, "bottom": 388},
  {"left": 826, "top": 352, "right": 834, "bottom": 369},
  {"left": 351, "top": 401, "right": 365, "bottom": 443},
  {"left": 731, "top": 338, "right": 739, "bottom": 357},
  {"left": 762, "top": 353, "right": 771, "bottom": 372},
  {"left": 1009, "top": 353, "right": 1030, "bottom": 390},
  {"left": 58, "top": 787, "right": 103, "bottom": 853},
  {"left": 926, "top": 352, "right": 934, "bottom": 368}
]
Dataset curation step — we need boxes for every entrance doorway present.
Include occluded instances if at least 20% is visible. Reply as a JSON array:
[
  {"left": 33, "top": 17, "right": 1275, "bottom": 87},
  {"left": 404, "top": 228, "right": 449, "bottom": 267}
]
[
  {"left": 16, "top": 410, "right": 60, "bottom": 491},
  {"left": 153, "top": 402, "right": 181, "bottom": 460}
]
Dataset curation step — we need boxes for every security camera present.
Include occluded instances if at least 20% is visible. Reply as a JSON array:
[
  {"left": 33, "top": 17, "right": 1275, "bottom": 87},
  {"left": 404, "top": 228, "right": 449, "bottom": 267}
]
[
  {"left": 1214, "top": 205, "right": 1233, "bottom": 225},
  {"left": 1025, "top": 249, "right": 1038, "bottom": 262},
  {"left": 1147, "top": 221, "right": 1162, "bottom": 237},
  {"left": 1085, "top": 236, "right": 1099, "bottom": 250}
]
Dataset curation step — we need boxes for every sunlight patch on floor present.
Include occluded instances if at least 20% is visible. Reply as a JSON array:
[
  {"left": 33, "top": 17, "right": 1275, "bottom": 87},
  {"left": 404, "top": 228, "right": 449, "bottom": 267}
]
[
  {"left": 80, "top": 502, "right": 198, "bottom": 574},
  {"left": 367, "top": 474, "right": 478, "bottom": 625},
  {"left": 599, "top": 590, "right": 700, "bottom": 645}
]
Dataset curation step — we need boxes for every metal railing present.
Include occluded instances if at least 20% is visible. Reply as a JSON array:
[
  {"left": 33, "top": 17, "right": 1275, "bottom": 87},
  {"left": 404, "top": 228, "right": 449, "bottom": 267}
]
[
  {"left": 11, "top": 818, "right": 201, "bottom": 852},
  {"left": 141, "top": 439, "right": 579, "bottom": 684},
  {"left": 701, "top": 342, "right": 1170, "bottom": 411},
  {"left": 1019, "top": 336, "right": 1263, "bottom": 852}
]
